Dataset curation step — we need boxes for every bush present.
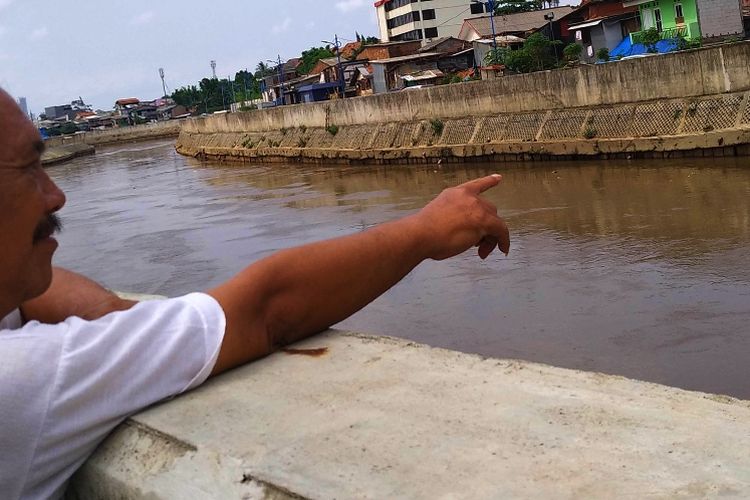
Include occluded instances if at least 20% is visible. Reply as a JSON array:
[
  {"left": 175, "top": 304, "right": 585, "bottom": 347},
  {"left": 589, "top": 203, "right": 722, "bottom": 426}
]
[
  {"left": 563, "top": 43, "right": 583, "bottom": 62},
  {"left": 60, "top": 122, "right": 79, "bottom": 135},
  {"left": 583, "top": 127, "right": 597, "bottom": 139},
  {"left": 596, "top": 47, "right": 610, "bottom": 62},
  {"left": 503, "top": 49, "right": 533, "bottom": 73},
  {"left": 641, "top": 27, "right": 661, "bottom": 53},
  {"left": 483, "top": 47, "right": 508, "bottom": 65},
  {"left": 430, "top": 119, "right": 444, "bottom": 136}
]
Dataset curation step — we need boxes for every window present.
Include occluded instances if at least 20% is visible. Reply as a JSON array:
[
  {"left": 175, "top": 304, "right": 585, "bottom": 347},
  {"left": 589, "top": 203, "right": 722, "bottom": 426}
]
[
  {"left": 385, "top": 0, "right": 417, "bottom": 12},
  {"left": 387, "top": 11, "right": 420, "bottom": 29},
  {"left": 654, "top": 8, "right": 662, "bottom": 31},
  {"left": 392, "top": 29, "right": 423, "bottom": 41},
  {"left": 675, "top": 2, "right": 684, "bottom": 21},
  {"left": 425, "top": 27, "right": 438, "bottom": 38},
  {"left": 470, "top": 2, "right": 484, "bottom": 14},
  {"left": 422, "top": 8, "right": 436, "bottom": 20}
]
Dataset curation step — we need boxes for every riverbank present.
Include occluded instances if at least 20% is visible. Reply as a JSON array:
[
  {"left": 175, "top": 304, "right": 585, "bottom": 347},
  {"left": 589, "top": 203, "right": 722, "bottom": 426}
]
[
  {"left": 45, "top": 119, "right": 182, "bottom": 150},
  {"left": 41, "top": 143, "right": 95, "bottom": 166},
  {"left": 70, "top": 330, "right": 750, "bottom": 498},
  {"left": 176, "top": 42, "right": 750, "bottom": 164}
]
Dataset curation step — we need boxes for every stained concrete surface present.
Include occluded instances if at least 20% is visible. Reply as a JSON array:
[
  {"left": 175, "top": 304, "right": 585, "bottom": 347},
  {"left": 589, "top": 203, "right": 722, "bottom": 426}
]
[{"left": 69, "top": 330, "right": 750, "bottom": 499}]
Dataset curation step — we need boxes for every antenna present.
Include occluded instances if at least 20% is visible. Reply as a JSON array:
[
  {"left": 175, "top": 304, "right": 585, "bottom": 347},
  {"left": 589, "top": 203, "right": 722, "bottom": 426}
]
[
  {"left": 210, "top": 60, "right": 217, "bottom": 79},
  {"left": 159, "top": 68, "right": 168, "bottom": 98}
]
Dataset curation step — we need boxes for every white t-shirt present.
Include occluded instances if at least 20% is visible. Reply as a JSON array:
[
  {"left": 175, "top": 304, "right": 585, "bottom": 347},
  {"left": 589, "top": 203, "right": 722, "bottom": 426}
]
[{"left": 0, "top": 293, "right": 226, "bottom": 500}]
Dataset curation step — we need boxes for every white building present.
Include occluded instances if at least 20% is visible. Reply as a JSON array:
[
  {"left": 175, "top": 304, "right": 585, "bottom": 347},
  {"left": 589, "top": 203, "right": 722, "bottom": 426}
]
[
  {"left": 17, "top": 97, "right": 29, "bottom": 118},
  {"left": 375, "top": 0, "right": 492, "bottom": 42}
]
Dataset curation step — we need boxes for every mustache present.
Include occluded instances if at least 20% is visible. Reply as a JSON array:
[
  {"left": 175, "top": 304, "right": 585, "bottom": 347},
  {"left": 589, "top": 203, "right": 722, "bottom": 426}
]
[{"left": 33, "top": 214, "right": 63, "bottom": 243}]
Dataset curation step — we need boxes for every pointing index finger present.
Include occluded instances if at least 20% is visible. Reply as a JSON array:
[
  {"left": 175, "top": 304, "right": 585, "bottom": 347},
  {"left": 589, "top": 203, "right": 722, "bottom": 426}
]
[{"left": 462, "top": 174, "right": 503, "bottom": 195}]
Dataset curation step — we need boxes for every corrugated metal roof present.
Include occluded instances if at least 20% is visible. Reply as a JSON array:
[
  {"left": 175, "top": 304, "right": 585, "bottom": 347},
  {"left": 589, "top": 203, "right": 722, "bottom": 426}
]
[
  {"left": 462, "top": 7, "right": 576, "bottom": 37},
  {"left": 370, "top": 52, "right": 441, "bottom": 64}
]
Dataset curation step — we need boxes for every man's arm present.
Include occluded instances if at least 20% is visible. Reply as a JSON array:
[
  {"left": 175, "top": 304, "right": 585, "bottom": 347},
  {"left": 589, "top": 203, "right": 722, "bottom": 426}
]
[
  {"left": 208, "top": 175, "right": 510, "bottom": 376},
  {"left": 20, "top": 267, "right": 136, "bottom": 324}
]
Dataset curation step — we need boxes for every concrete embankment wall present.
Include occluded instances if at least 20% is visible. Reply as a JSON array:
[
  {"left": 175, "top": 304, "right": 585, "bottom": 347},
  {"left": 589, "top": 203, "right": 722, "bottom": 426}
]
[
  {"left": 46, "top": 120, "right": 182, "bottom": 148},
  {"left": 176, "top": 42, "right": 750, "bottom": 163}
]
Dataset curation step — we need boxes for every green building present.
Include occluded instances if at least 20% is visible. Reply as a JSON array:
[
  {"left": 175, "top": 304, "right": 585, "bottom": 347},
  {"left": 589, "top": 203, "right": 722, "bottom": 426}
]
[{"left": 624, "top": 0, "right": 700, "bottom": 42}]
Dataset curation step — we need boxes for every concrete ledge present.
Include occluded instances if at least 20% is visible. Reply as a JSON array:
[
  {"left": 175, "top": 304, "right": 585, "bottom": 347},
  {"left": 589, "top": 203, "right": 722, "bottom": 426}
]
[
  {"left": 41, "top": 144, "right": 95, "bottom": 166},
  {"left": 69, "top": 330, "right": 750, "bottom": 499}
]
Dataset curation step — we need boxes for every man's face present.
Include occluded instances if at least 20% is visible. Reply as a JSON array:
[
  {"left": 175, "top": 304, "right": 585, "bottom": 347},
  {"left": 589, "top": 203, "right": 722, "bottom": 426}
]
[{"left": 0, "top": 89, "right": 66, "bottom": 315}]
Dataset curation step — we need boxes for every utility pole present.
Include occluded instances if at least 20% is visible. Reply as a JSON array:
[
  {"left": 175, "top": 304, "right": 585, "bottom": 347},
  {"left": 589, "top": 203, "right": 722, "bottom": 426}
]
[
  {"left": 322, "top": 34, "right": 345, "bottom": 99},
  {"left": 220, "top": 79, "right": 226, "bottom": 111},
  {"left": 210, "top": 60, "right": 217, "bottom": 79},
  {"left": 243, "top": 68, "right": 249, "bottom": 106},
  {"left": 267, "top": 55, "right": 285, "bottom": 106},
  {"left": 159, "top": 68, "right": 168, "bottom": 98},
  {"left": 228, "top": 75, "right": 235, "bottom": 108},
  {"left": 472, "top": 0, "right": 498, "bottom": 52},
  {"left": 544, "top": 11, "right": 558, "bottom": 64}
]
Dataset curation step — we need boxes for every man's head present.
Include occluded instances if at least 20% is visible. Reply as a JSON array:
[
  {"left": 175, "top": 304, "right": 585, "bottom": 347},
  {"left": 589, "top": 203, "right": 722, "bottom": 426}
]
[{"left": 0, "top": 88, "right": 66, "bottom": 318}]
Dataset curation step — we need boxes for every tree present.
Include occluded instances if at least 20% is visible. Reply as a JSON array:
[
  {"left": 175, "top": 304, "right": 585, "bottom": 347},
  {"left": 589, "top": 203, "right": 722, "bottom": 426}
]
[
  {"left": 297, "top": 46, "right": 336, "bottom": 75},
  {"left": 484, "top": 47, "right": 508, "bottom": 65},
  {"left": 60, "top": 122, "right": 78, "bottom": 135},
  {"left": 523, "top": 33, "right": 560, "bottom": 71},
  {"left": 494, "top": 0, "right": 543, "bottom": 15},
  {"left": 490, "top": 34, "right": 559, "bottom": 73},
  {"left": 234, "top": 70, "right": 261, "bottom": 103},
  {"left": 596, "top": 47, "right": 610, "bottom": 62},
  {"left": 563, "top": 43, "right": 583, "bottom": 62},
  {"left": 254, "top": 61, "right": 275, "bottom": 79}
]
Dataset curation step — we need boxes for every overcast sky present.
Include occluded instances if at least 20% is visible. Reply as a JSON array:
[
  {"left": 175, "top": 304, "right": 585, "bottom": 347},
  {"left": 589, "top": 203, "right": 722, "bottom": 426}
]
[{"left": 0, "top": 0, "right": 378, "bottom": 113}]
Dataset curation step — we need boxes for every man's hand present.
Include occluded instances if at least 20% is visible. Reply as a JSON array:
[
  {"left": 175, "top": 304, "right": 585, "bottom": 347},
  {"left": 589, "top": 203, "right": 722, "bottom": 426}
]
[
  {"left": 208, "top": 174, "right": 510, "bottom": 376},
  {"left": 414, "top": 174, "right": 510, "bottom": 260}
]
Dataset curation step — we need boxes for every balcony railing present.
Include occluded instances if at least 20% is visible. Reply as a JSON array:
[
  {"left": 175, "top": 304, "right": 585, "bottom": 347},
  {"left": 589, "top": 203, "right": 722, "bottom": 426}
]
[{"left": 630, "top": 25, "right": 690, "bottom": 44}]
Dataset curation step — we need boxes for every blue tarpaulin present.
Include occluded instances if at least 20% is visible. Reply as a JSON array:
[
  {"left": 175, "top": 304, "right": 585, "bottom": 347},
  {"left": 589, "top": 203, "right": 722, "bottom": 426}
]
[{"left": 609, "top": 36, "right": 680, "bottom": 58}]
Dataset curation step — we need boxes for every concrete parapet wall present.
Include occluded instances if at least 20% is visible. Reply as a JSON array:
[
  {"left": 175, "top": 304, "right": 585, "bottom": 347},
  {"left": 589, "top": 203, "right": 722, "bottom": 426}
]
[
  {"left": 45, "top": 120, "right": 183, "bottom": 148},
  {"left": 69, "top": 331, "right": 750, "bottom": 499},
  {"left": 176, "top": 91, "right": 750, "bottom": 163}
]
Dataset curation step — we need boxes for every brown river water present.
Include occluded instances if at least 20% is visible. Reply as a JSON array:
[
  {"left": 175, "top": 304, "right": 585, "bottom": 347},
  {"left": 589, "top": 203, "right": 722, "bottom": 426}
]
[{"left": 47, "top": 140, "right": 750, "bottom": 398}]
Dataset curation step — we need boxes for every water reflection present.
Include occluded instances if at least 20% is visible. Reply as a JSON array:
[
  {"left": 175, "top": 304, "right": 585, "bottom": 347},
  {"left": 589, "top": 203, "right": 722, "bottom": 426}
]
[{"left": 49, "top": 142, "right": 750, "bottom": 398}]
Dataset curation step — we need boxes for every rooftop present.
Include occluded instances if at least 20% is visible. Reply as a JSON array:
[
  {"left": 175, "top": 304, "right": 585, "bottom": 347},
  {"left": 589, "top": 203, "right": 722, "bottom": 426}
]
[{"left": 461, "top": 6, "right": 576, "bottom": 38}]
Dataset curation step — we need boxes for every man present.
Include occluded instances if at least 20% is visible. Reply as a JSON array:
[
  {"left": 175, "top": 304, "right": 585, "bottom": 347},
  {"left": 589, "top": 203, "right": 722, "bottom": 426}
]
[{"left": 0, "top": 88, "right": 510, "bottom": 499}]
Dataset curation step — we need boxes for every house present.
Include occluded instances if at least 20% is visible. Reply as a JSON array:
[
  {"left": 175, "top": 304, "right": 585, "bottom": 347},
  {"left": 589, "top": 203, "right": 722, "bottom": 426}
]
[
  {"left": 472, "top": 35, "right": 525, "bottom": 68},
  {"left": 623, "top": 0, "right": 744, "bottom": 43},
  {"left": 260, "top": 58, "right": 304, "bottom": 106},
  {"left": 374, "top": 0, "right": 492, "bottom": 42},
  {"left": 340, "top": 41, "right": 363, "bottom": 59},
  {"left": 371, "top": 53, "right": 442, "bottom": 93},
  {"left": 418, "top": 37, "right": 472, "bottom": 55},
  {"left": 370, "top": 48, "right": 474, "bottom": 93},
  {"left": 565, "top": 0, "right": 639, "bottom": 62},
  {"left": 458, "top": 7, "right": 577, "bottom": 41},
  {"left": 356, "top": 40, "right": 422, "bottom": 61},
  {"left": 308, "top": 58, "right": 372, "bottom": 99},
  {"left": 114, "top": 98, "right": 140, "bottom": 117}
]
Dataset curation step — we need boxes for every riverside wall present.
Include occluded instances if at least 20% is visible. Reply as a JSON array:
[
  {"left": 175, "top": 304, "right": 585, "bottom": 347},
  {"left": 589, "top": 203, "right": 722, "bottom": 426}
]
[
  {"left": 176, "top": 42, "right": 750, "bottom": 164},
  {"left": 46, "top": 119, "right": 182, "bottom": 148}
]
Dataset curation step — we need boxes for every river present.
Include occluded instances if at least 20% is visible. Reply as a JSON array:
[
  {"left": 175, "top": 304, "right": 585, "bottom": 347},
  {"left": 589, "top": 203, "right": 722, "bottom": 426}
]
[{"left": 47, "top": 140, "right": 750, "bottom": 399}]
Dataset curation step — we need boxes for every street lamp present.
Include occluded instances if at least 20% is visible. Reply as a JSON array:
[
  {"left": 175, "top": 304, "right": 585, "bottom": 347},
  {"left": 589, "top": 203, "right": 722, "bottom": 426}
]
[
  {"left": 267, "top": 55, "right": 285, "bottom": 106},
  {"left": 544, "top": 11, "right": 558, "bottom": 64},
  {"left": 322, "top": 34, "right": 346, "bottom": 99},
  {"left": 472, "top": 0, "right": 498, "bottom": 52}
]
